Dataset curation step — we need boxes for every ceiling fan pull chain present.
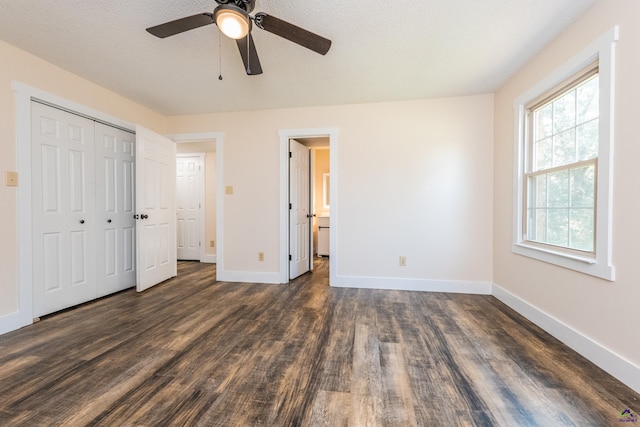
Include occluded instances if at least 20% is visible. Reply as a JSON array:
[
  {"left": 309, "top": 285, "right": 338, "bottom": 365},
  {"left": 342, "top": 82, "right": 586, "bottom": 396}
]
[
  {"left": 246, "top": 35, "right": 251, "bottom": 74},
  {"left": 218, "top": 28, "right": 223, "bottom": 80}
]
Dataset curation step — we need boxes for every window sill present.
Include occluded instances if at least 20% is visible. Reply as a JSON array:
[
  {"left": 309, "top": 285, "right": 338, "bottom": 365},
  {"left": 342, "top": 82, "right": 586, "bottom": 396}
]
[{"left": 512, "top": 243, "right": 615, "bottom": 281}]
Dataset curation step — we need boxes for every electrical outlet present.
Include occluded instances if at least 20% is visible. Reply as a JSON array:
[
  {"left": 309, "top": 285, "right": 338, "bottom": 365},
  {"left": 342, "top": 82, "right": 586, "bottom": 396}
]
[
  {"left": 5, "top": 171, "right": 18, "bottom": 187},
  {"left": 399, "top": 256, "right": 407, "bottom": 267},
  {"left": 258, "top": 252, "right": 265, "bottom": 262},
  {"left": 210, "top": 240, "right": 215, "bottom": 248}
]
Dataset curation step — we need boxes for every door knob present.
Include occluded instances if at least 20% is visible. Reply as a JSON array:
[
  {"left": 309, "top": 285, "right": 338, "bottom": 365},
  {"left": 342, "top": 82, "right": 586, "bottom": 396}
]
[
  {"left": 107, "top": 219, "right": 112, "bottom": 223},
  {"left": 80, "top": 220, "right": 85, "bottom": 224},
  {"left": 141, "top": 214, "right": 149, "bottom": 219}
]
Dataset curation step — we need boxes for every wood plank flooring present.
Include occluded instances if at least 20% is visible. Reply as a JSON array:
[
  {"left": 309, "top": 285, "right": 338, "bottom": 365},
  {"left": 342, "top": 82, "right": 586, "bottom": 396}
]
[{"left": 0, "top": 259, "right": 638, "bottom": 426}]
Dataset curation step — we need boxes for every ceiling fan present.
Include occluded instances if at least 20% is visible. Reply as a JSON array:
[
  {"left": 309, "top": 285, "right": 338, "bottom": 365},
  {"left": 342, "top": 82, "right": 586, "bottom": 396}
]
[{"left": 146, "top": 0, "right": 332, "bottom": 75}]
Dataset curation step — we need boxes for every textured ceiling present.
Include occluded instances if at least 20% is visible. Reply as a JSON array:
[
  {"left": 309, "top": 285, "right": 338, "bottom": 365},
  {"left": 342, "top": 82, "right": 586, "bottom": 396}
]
[{"left": 0, "top": 0, "right": 595, "bottom": 115}]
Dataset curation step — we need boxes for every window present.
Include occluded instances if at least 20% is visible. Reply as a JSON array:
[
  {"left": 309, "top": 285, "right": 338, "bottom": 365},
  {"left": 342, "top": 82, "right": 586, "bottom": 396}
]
[
  {"left": 512, "top": 27, "right": 618, "bottom": 281},
  {"left": 525, "top": 67, "right": 598, "bottom": 254}
]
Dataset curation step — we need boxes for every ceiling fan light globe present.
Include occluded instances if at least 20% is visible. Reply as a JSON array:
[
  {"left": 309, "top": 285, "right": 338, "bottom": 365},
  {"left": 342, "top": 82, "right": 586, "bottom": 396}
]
[{"left": 214, "top": 6, "right": 251, "bottom": 39}]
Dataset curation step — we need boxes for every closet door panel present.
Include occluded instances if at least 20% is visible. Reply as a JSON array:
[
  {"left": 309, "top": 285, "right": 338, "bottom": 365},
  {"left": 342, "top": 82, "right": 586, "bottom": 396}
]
[
  {"left": 32, "top": 102, "right": 97, "bottom": 317},
  {"left": 95, "top": 122, "right": 136, "bottom": 297}
]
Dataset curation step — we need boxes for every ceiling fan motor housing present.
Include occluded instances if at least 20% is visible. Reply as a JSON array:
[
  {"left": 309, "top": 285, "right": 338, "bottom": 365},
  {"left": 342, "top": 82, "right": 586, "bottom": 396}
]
[{"left": 214, "top": 0, "right": 256, "bottom": 13}]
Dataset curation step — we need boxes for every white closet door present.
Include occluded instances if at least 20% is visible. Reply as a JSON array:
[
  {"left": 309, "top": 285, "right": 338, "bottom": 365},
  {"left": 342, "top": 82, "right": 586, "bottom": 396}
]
[
  {"left": 95, "top": 122, "right": 136, "bottom": 296},
  {"left": 32, "top": 102, "right": 97, "bottom": 317}
]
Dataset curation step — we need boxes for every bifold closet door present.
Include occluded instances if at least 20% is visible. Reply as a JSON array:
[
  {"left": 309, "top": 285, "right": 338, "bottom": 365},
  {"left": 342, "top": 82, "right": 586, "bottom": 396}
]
[
  {"left": 95, "top": 122, "right": 136, "bottom": 296},
  {"left": 32, "top": 102, "right": 97, "bottom": 317}
]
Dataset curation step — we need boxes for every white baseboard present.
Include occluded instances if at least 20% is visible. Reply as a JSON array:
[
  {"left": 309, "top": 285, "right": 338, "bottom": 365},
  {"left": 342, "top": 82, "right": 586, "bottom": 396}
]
[
  {"left": 201, "top": 254, "right": 217, "bottom": 264},
  {"left": 216, "top": 270, "right": 285, "bottom": 284},
  {"left": 492, "top": 283, "right": 640, "bottom": 394},
  {"left": 331, "top": 275, "right": 492, "bottom": 294},
  {"left": 0, "top": 310, "right": 32, "bottom": 336}
]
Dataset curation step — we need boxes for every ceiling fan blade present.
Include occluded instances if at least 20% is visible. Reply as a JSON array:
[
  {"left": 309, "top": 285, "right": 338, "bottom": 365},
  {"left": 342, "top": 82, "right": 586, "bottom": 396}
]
[
  {"left": 236, "top": 34, "right": 263, "bottom": 75},
  {"left": 146, "top": 13, "right": 214, "bottom": 38},
  {"left": 254, "top": 13, "right": 331, "bottom": 55}
]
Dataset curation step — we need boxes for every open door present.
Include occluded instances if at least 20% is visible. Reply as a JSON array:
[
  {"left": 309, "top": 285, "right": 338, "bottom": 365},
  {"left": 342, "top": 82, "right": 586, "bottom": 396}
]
[
  {"left": 289, "top": 139, "right": 311, "bottom": 279},
  {"left": 135, "top": 125, "right": 177, "bottom": 292},
  {"left": 309, "top": 148, "right": 316, "bottom": 271}
]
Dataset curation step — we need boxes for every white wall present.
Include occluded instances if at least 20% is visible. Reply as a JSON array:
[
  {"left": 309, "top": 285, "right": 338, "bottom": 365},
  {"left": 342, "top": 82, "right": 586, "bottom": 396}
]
[
  {"left": 493, "top": 0, "right": 640, "bottom": 391},
  {"left": 167, "top": 94, "right": 494, "bottom": 292},
  {"left": 0, "top": 40, "right": 166, "bottom": 329}
]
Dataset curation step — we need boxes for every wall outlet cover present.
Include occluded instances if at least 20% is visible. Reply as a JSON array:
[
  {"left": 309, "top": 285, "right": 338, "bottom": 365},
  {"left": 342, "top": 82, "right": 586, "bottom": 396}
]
[{"left": 5, "top": 171, "right": 18, "bottom": 187}]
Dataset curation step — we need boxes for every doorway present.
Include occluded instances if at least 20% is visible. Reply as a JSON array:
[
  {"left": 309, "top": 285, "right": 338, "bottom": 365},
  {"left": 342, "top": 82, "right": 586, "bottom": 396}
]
[
  {"left": 279, "top": 128, "right": 338, "bottom": 285},
  {"left": 170, "top": 133, "right": 221, "bottom": 265},
  {"left": 289, "top": 138, "right": 331, "bottom": 280},
  {"left": 176, "top": 154, "right": 204, "bottom": 261}
]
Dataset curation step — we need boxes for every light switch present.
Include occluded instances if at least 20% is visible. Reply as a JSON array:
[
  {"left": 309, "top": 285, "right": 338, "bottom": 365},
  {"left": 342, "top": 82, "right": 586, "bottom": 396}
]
[
  {"left": 225, "top": 185, "right": 234, "bottom": 195},
  {"left": 5, "top": 171, "right": 18, "bottom": 187}
]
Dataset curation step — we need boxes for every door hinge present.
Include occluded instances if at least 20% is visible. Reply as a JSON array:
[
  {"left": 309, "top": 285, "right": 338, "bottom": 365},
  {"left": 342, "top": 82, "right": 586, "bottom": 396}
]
[
  {"left": 289, "top": 203, "right": 292, "bottom": 209},
  {"left": 289, "top": 254, "right": 292, "bottom": 261},
  {"left": 289, "top": 152, "right": 292, "bottom": 158}
]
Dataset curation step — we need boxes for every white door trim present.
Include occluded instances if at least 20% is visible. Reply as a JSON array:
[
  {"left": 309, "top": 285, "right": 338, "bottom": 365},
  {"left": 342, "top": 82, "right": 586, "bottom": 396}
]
[
  {"left": 166, "top": 132, "right": 224, "bottom": 268},
  {"left": 279, "top": 128, "right": 338, "bottom": 285},
  {"left": 8, "top": 81, "right": 136, "bottom": 334}
]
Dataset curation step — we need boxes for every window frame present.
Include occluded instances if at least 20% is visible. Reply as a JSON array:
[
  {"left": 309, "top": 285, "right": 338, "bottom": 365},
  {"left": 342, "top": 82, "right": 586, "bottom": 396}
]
[
  {"left": 524, "top": 67, "right": 599, "bottom": 255},
  {"left": 512, "top": 27, "right": 618, "bottom": 281}
]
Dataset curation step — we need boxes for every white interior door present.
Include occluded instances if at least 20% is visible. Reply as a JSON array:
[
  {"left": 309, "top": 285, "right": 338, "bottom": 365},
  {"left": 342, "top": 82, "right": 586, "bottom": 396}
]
[
  {"left": 309, "top": 148, "right": 315, "bottom": 270},
  {"left": 176, "top": 154, "right": 203, "bottom": 261},
  {"left": 31, "top": 102, "right": 97, "bottom": 316},
  {"left": 289, "top": 140, "right": 310, "bottom": 279},
  {"left": 95, "top": 122, "right": 136, "bottom": 296},
  {"left": 136, "top": 125, "right": 177, "bottom": 292}
]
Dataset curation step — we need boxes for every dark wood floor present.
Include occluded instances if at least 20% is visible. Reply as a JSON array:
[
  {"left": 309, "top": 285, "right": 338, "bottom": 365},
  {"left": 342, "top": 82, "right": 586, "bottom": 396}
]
[{"left": 0, "top": 259, "right": 637, "bottom": 426}]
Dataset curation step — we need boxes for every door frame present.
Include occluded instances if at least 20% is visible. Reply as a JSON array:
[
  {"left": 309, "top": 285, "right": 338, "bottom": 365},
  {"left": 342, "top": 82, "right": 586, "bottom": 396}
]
[
  {"left": 176, "top": 153, "right": 206, "bottom": 262},
  {"left": 11, "top": 82, "right": 136, "bottom": 333},
  {"left": 279, "top": 128, "right": 338, "bottom": 285}
]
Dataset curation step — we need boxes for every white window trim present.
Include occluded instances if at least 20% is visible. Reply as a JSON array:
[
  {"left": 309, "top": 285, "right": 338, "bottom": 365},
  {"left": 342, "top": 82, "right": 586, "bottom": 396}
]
[{"left": 512, "top": 26, "right": 618, "bottom": 281}]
